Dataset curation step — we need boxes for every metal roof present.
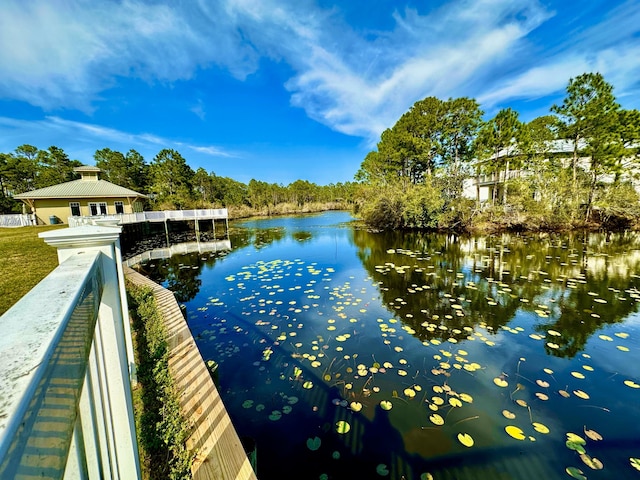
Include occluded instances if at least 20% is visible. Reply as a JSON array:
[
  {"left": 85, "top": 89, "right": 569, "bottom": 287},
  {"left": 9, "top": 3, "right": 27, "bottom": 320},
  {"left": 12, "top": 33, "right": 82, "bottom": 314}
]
[{"left": 14, "top": 179, "right": 147, "bottom": 200}]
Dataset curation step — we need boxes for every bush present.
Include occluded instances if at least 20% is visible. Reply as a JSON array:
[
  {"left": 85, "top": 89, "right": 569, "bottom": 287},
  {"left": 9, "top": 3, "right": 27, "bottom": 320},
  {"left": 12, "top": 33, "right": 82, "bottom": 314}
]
[{"left": 127, "top": 284, "right": 192, "bottom": 480}]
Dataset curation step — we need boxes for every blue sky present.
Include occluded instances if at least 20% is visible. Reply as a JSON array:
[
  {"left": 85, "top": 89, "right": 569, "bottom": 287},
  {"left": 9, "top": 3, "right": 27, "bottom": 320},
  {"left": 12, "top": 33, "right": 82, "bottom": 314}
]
[{"left": 1, "top": 0, "right": 639, "bottom": 185}]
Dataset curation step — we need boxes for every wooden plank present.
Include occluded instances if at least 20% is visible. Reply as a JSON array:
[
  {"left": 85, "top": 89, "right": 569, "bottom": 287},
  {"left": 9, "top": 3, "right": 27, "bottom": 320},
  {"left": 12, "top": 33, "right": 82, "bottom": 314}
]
[{"left": 125, "top": 267, "right": 257, "bottom": 480}]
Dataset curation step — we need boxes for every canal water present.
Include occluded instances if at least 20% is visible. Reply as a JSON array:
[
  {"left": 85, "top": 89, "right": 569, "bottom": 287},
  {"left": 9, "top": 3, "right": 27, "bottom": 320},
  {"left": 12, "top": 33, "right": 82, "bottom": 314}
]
[{"left": 135, "top": 211, "right": 640, "bottom": 480}]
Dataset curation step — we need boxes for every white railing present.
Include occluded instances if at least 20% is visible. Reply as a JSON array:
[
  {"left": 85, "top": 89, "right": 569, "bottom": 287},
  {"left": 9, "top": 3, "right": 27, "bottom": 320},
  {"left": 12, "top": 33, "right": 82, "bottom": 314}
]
[
  {"left": 0, "top": 214, "right": 36, "bottom": 227},
  {"left": 68, "top": 209, "right": 228, "bottom": 228},
  {"left": 124, "top": 239, "right": 232, "bottom": 267},
  {"left": 0, "top": 226, "right": 140, "bottom": 479}
]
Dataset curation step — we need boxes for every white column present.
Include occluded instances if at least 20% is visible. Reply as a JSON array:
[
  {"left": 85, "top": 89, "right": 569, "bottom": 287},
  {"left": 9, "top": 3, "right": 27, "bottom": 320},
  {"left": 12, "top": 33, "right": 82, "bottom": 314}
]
[{"left": 40, "top": 226, "right": 141, "bottom": 480}]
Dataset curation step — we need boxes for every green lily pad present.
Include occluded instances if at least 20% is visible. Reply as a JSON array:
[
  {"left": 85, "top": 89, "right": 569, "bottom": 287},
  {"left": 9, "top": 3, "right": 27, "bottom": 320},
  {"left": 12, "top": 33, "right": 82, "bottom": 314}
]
[
  {"left": 566, "top": 441, "right": 586, "bottom": 454},
  {"left": 565, "top": 466, "right": 586, "bottom": 479},
  {"left": 242, "top": 400, "right": 254, "bottom": 409},
  {"left": 332, "top": 450, "right": 341, "bottom": 460},
  {"left": 306, "top": 436, "right": 321, "bottom": 451},
  {"left": 376, "top": 463, "right": 389, "bottom": 476},
  {"left": 269, "top": 410, "right": 283, "bottom": 421}
]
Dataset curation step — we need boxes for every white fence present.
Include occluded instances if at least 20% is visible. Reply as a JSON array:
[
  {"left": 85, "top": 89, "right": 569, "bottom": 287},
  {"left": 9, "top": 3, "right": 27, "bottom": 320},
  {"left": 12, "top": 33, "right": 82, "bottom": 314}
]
[
  {"left": 0, "top": 226, "right": 140, "bottom": 479},
  {"left": 68, "top": 208, "right": 228, "bottom": 228},
  {"left": 0, "top": 214, "right": 36, "bottom": 227}
]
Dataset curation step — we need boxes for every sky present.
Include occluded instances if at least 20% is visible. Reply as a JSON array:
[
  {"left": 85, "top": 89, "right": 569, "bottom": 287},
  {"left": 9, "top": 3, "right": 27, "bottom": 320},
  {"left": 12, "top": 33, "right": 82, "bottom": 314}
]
[{"left": 1, "top": 0, "right": 640, "bottom": 186}]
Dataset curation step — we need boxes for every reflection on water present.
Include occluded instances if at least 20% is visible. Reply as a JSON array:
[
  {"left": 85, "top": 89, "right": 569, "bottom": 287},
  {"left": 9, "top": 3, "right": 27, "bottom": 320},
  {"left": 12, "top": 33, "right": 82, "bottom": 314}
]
[{"left": 140, "top": 212, "right": 640, "bottom": 480}]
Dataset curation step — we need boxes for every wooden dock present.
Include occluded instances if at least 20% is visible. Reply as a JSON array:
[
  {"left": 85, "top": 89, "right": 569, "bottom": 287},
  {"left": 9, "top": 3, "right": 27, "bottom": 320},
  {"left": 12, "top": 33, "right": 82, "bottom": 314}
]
[{"left": 124, "top": 267, "right": 257, "bottom": 480}]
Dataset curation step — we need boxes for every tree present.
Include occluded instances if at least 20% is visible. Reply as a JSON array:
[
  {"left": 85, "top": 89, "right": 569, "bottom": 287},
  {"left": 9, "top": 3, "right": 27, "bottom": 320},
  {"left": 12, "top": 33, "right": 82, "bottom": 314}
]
[
  {"left": 551, "top": 72, "right": 620, "bottom": 186},
  {"left": 475, "top": 108, "right": 523, "bottom": 205},
  {"left": 7, "top": 145, "right": 39, "bottom": 194},
  {"left": 35, "top": 146, "right": 80, "bottom": 188},
  {"left": 94, "top": 148, "right": 149, "bottom": 192},
  {"left": 149, "top": 149, "right": 194, "bottom": 209},
  {"left": 437, "top": 97, "right": 483, "bottom": 200},
  {"left": 614, "top": 109, "right": 640, "bottom": 183}
]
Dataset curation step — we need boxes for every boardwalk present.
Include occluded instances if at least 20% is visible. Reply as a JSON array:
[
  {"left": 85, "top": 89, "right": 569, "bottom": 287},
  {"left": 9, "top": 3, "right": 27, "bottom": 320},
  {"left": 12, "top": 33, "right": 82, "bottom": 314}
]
[
  {"left": 68, "top": 208, "right": 229, "bottom": 228},
  {"left": 124, "top": 267, "right": 257, "bottom": 480}
]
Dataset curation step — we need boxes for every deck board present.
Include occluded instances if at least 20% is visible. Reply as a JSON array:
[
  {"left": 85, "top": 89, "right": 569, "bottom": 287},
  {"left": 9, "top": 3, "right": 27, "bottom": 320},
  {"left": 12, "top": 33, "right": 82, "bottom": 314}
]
[{"left": 125, "top": 267, "right": 257, "bottom": 480}]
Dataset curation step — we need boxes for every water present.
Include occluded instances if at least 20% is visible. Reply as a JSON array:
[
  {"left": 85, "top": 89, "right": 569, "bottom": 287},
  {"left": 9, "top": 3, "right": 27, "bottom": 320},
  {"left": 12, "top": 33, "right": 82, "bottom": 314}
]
[{"left": 136, "top": 211, "right": 640, "bottom": 480}]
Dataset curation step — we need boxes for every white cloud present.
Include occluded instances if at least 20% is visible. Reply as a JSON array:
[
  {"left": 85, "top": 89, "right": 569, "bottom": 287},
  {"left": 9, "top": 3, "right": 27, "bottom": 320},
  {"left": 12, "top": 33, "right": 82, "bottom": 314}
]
[
  {"left": 0, "top": 116, "right": 235, "bottom": 161},
  {"left": 477, "top": 0, "right": 640, "bottom": 111},
  {"left": 1, "top": 0, "right": 639, "bottom": 146}
]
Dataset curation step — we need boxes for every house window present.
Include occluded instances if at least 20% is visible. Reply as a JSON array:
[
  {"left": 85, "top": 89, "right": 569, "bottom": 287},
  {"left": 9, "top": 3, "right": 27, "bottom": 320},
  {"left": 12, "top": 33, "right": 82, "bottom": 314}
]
[
  {"left": 114, "top": 201, "right": 124, "bottom": 214},
  {"left": 89, "top": 202, "right": 108, "bottom": 215},
  {"left": 70, "top": 202, "right": 81, "bottom": 217}
]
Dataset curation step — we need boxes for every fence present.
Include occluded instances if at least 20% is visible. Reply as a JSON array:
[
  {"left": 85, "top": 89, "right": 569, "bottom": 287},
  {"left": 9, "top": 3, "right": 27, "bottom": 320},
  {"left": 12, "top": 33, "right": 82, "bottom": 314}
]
[
  {"left": 0, "top": 226, "right": 140, "bottom": 479},
  {"left": 0, "top": 214, "right": 36, "bottom": 227}
]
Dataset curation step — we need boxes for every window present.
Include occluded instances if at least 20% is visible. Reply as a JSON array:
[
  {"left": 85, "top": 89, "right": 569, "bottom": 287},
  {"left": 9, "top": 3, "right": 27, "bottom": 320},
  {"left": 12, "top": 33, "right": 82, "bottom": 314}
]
[
  {"left": 89, "top": 202, "right": 108, "bottom": 215},
  {"left": 114, "top": 201, "right": 124, "bottom": 214},
  {"left": 70, "top": 202, "right": 81, "bottom": 217}
]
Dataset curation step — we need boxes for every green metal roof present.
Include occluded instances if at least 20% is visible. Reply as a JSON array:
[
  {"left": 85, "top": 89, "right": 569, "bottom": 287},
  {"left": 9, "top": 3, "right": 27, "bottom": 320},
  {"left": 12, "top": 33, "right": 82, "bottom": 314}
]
[{"left": 14, "top": 179, "right": 147, "bottom": 200}]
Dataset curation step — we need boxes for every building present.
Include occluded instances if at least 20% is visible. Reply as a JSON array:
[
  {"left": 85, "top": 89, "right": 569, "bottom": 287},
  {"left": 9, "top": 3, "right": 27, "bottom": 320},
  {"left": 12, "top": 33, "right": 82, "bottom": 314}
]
[{"left": 14, "top": 166, "right": 147, "bottom": 225}]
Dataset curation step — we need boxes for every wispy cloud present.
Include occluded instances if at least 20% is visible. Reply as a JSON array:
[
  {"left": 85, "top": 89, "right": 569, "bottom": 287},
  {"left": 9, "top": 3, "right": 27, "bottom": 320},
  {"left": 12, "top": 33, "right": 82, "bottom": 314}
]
[
  {"left": 1, "top": 0, "right": 639, "bottom": 144},
  {"left": 0, "top": 116, "right": 235, "bottom": 161}
]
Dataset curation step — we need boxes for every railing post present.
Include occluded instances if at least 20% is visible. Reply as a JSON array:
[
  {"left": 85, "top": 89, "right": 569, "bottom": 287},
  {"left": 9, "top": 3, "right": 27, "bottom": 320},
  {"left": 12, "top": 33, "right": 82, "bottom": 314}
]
[{"left": 40, "top": 226, "right": 141, "bottom": 480}]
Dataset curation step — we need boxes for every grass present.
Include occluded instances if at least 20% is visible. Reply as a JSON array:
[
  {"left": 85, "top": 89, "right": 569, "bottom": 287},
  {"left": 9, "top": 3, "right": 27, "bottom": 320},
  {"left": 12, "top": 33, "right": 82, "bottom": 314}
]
[{"left": 0, "top": 225, "right": 65, "bottom": 316}]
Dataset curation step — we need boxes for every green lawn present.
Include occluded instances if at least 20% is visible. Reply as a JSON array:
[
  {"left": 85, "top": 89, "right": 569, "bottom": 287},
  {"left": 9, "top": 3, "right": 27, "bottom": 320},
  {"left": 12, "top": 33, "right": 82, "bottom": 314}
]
[{"left": 0, "top": 225, "right": 65, "bottom": 316}]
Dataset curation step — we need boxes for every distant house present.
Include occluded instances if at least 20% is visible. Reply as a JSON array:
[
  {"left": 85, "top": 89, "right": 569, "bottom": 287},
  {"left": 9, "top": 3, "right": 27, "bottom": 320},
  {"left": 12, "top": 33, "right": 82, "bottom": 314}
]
[
  {"left": 463, "top": 139, "right": 640, "bottom": 203},
  {"left": 14, "top": 166, "right": 147, "bottom": 225}
]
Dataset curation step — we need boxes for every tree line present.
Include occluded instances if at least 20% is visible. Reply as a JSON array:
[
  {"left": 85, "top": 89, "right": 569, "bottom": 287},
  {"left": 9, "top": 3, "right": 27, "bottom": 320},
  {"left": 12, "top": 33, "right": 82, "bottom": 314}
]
[
  {"left": 356, "top": 72, "right": 640, "bottom": 231},
  {"left": 0, "top": 145, "right": 356, "bottom": 215}
]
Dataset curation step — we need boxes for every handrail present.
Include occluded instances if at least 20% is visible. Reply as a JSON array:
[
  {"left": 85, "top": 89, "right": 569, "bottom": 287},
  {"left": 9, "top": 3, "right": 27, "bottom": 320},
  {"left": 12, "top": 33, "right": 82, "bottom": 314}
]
[
  {"left": 0, "top": 251, "right": 102, "bottom": 477},
  {"left": 0, "top": 226, "right": 141, "bottom": 479},
  {"left": 68, "top": 209, "right": 229, "bottom": 227}
]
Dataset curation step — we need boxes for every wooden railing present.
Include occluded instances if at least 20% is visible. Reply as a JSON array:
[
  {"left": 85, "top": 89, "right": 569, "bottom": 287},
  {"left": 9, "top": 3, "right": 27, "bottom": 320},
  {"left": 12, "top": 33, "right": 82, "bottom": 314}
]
[{"left": 0, "top": 226, "right": 140, "bottom": 479}]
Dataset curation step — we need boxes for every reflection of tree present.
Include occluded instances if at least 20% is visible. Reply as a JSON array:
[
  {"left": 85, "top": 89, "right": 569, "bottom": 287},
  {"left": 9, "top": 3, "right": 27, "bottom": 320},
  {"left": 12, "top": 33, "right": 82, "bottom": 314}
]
[
  {"left": 253, "top": 227, "right": 286, "bottom": 249},
  {"left": 292, "top": 230, "right": 313, "bottom": 243},
  {"left": 352, "top": 229, "right": 640, "bottom": 357}
]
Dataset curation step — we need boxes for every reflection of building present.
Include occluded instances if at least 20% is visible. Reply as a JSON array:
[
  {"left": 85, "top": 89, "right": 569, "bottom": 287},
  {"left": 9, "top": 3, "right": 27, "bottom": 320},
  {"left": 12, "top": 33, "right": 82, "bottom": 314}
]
[{"left": 14, "top": 166, "right": 146, "bottom": 225}]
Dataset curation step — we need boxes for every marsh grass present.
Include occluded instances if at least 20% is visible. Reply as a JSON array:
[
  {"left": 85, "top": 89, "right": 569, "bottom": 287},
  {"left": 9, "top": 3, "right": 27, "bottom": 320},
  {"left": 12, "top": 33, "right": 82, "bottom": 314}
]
[{"left": 0, "top": 225, "right": 64, "bottom": 315}]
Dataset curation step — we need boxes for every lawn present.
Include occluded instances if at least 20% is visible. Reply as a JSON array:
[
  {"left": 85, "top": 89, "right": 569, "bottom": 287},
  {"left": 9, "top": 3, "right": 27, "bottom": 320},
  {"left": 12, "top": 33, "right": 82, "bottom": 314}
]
[{"left": 0, "top": 225, "right": 65, "bottom": 316}]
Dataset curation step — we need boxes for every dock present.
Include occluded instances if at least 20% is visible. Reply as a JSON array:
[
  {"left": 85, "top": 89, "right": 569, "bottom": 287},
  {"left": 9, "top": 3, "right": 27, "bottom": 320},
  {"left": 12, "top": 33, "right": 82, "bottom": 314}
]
[{"left": 124, "top": 266, "right": 257, "bottom": 480}]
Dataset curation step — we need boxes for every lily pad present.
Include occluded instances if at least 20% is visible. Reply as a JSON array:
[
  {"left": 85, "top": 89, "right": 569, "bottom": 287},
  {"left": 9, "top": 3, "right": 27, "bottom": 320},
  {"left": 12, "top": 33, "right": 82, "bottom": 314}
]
[
  {"left": 380, "top": 400, "right": 393, "bottom": 411},
  {"left": 269, "top": 410, "right": 282, "bottom": 421},
  {"left": 336, "top": 420, "right": 351, "bottom": 434},
  {"left": 429, "top": 413, "right": 444, "bottom": 425},
  {"left": 376, "top": 463, "right": 389, "bottom": 476},
  {"left": 505, "top": 425, "right": 526, "bottom": 440},
  {"left": 457, "top": 433, "right": 474, "bottom": 447},
  {"left": 306, "top": 436, "right": 321, "bottom": 451},
  {"left": 493, "top": 377, "right": 508, "bottom": 387},
  {"left": 565, "top": 466, "right": 587, "bottom": 480},
  {"left": 532, "top": 422, "right": 549, "bottom": 434}
]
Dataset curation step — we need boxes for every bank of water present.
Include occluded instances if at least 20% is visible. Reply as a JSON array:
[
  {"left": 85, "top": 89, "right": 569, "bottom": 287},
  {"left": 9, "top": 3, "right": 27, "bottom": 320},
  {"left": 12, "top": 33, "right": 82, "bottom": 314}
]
[{"left": 134, "top": 211, "right": 640, "bottom": 480}]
